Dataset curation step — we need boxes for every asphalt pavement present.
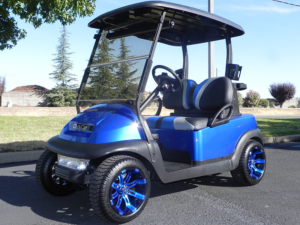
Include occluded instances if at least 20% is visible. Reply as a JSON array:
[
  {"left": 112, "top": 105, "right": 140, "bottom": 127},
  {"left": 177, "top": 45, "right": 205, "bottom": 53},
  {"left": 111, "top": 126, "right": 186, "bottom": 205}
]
[
  {"left": 255, "top": 115, "right": 300, "bottom": 119},
  {"left": 0, "top": 142, "right": 300, "bottom": 225}
]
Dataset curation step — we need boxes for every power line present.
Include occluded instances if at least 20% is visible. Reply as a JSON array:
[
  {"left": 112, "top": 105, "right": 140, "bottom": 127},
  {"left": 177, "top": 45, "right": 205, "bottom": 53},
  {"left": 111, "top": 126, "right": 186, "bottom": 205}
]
[{"left": 272, "top": 0, "right": 300, "bottom": 7}]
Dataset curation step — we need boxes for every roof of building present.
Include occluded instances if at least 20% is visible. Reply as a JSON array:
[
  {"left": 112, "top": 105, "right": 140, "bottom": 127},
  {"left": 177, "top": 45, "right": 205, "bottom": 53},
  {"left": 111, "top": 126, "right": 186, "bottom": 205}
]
[{"left": 11, "top": 85, "right": 49, "bottom": 93}]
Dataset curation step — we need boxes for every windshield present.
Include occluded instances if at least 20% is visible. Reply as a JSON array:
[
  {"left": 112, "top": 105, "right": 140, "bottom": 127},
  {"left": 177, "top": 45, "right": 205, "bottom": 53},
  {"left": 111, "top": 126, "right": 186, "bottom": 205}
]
[{"left": 78, "top": 30, "right": 153, "bottom": 107}]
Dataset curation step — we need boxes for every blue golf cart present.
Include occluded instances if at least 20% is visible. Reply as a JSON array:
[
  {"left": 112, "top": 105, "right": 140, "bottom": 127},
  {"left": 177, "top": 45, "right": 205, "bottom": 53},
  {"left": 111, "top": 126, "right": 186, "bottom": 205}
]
[{"left": 35, "top": 1, "right": 266, "bottom": 223}]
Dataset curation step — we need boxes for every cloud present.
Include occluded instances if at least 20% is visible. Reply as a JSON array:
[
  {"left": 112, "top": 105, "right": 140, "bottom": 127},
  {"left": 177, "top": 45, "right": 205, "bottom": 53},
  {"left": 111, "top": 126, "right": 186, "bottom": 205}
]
[{"left": 233, "top": 5, "right": 298, "bottom": 14}]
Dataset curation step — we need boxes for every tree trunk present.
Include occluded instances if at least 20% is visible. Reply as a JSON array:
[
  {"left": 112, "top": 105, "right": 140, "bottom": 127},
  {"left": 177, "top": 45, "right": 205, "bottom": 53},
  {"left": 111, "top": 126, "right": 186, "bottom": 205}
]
[{"left": 280, "top": 103, "right": 283, "bottom": 108}]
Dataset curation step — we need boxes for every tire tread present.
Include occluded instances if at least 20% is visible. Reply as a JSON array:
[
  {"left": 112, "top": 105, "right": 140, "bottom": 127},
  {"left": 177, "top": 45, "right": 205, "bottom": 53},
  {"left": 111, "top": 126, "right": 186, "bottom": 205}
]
[
  {"left": 35, "top": 150, "right": 75, "bottom": 196},
  {"left": 231, "top": 140, "right": 266, "bottom": 186},
  {"left": 89, "top": 155, "right": 150, "bottom": 223}
]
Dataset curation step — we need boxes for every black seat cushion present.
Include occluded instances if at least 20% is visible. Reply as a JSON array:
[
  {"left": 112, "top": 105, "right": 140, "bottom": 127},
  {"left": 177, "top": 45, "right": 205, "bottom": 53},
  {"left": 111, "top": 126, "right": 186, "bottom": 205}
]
[
  {"left": 193, "top": 77, "right": 233, "bottom": 111},
  {"left": 163, "top": 79, "right": 197, "bottom": 110}
]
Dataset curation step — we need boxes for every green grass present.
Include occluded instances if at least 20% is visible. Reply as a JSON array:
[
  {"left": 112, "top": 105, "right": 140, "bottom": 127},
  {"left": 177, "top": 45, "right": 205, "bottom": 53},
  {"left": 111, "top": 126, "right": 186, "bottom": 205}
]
[
  {"left": 0, "top": 116, "right": 72, "bottom": 152},
  {"left": 256, "top": 119, "right": 300, "bottom": 137},
  {"left": 1, "top": 116, "right": 300, "bottom": 152}
]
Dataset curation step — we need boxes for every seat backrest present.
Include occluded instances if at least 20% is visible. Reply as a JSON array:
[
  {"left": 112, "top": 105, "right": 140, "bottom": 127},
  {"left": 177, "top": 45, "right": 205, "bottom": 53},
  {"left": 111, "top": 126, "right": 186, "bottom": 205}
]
[
  {"left": 163, "top": 79, "right": 197, "bottom": 110},
  {"left": 193, "top": 77, "right": 233, "bottom": 111}
]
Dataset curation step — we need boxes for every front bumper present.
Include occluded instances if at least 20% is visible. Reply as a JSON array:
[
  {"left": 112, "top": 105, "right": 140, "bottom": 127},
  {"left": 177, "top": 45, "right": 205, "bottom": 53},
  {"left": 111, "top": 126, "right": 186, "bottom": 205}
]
[
  {"left": 55, "top": 164, "right": 92, "bottom": 184},
  {"left": 47, "top": 135, "right": 150, "bottom": 160}
]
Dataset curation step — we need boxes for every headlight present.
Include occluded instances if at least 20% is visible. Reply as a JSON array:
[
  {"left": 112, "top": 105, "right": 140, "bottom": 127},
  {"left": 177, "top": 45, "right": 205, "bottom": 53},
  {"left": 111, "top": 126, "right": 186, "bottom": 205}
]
[{"left": 58, "top": 155, "right": 89, "bottom": 171}]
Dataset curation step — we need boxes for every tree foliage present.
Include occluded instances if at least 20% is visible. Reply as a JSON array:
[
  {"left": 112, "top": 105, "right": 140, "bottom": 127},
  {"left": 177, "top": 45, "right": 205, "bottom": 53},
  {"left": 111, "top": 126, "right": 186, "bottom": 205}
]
[
  {"left": 47, "top": 88, "right": 77, "bottom": 107},
  {"left": 258, "top": 99, "right": 269, "bottom": 108},
  {"left": 47, "top": 26, "right": 77, "bottom": 107},
  {"left": 0, "top": 76, "right": 6, "bottom": 106},
  {"left": 269, "top": 82, "right": 296, "bottom": 108},
  {"left": 237, "top": 92, "right": 243, "bottom": 107},
  {"left": 82, "top": 31, "right": 117, "bottom": 100},
  {"left": 81, "top": 35, "right": 139, "bottom": 101},
  {"left": 243, "top": 90, "right": 260, "bottom": 108},
  {"left": 115, "top": 38, "right": 139, "bottom": 99},
  {"left": 0, "top": 0, "right": 96, "bottom": 50},
  {"left": 49, "top": 26, "right": 77, "bottom": 89}
]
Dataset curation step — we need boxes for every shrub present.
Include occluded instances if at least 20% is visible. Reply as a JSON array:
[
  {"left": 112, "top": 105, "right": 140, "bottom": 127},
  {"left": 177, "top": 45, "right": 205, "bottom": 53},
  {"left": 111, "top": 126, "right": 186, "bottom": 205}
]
[
  {"left": 243, "top": 90, "right": 260, "bottom": 107},
  {"left": 47, "top": 88, "right": 77, "bottom": 107},
  {"left": 269, "top": 82, "right": 296, "bottom": 108},
  {"left": 269, "top": 102, "right": 275, "bottom": 108},
  {"left": 237, "top": 92, "right": 243, "bottom": 106},
  {"left": 258, "top": 99, "right": 269, "bottom": 108},
  {"left": 288, "top": 105, "right": 296, "bottom": 108}
]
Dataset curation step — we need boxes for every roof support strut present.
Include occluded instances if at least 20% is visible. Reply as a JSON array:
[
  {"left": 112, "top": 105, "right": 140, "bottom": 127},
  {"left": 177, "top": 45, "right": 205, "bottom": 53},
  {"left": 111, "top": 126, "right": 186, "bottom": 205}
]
[
  {"left": 226, "top": 35, "right": 232, "bottom": 65},
  {"left": 208, "top": 0, "right": 214, "bottom": 78}
]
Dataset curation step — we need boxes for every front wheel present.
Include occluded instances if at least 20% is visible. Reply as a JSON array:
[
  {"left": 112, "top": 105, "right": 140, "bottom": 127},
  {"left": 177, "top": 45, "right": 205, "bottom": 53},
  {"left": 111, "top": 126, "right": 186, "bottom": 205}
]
[
  {"left": 231, "top": 140, "right": 266, "bottom": 186},
  {"left": 89, "top": 155, "right": 151, "bottom": 224},
  {"left": 35, "top": 150, "right": 75, "bottom": 196}
]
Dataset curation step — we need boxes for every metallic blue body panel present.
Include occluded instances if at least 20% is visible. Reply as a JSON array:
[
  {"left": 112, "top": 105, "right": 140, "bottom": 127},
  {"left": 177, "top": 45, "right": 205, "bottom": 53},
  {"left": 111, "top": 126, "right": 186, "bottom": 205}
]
[
  {"left": 151, "top": 114, "right": 257, "bottom": 161},
  {"left": 59, "top": 103, "right": 145, "bottom": 144}
]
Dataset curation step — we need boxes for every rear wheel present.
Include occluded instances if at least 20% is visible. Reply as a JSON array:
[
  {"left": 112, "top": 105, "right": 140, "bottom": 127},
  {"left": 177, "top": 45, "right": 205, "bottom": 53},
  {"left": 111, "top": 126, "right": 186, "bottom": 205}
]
[
  {"left": 35, "top": 150, "right": 75, "bottom": 196},
  {"left": 231, "top": 140, "right": 266, "bottom": 186},
  {"left": 89, "top": 155, "right": 150, "bottom": 224}
]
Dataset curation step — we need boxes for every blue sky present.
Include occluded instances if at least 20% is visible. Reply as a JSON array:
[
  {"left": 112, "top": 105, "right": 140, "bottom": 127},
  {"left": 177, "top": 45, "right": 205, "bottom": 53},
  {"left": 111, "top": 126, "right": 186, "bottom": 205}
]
[{"left": 1, "top": 0, "right": 300, "bottom": 98}]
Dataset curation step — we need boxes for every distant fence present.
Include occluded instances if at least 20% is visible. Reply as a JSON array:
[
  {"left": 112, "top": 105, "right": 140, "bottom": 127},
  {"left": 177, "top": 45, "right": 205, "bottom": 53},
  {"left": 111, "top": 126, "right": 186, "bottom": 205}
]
[{"left": 0, "top": 107, "right": 77, "bottom": 116}]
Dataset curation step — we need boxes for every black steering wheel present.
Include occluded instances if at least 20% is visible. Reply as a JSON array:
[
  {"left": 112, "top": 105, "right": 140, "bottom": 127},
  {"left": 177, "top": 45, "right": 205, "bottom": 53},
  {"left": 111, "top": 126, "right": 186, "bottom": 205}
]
[{"left": 152, "top": 65, "right": 182, "bottom": 92}]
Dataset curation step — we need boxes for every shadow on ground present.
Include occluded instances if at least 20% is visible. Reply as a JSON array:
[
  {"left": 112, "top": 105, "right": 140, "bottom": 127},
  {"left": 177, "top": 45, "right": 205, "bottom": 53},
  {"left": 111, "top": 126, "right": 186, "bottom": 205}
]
[{"left": 0, "top": 162, "right": 242, "bottom": 224}]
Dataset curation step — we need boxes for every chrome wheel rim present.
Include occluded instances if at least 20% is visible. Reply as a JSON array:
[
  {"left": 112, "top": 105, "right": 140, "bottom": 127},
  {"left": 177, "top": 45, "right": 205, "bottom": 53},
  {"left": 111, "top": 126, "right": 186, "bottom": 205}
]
[
  {"left": 248, "top": 147, "right": 266, "bottom": 180},
  {"left": 110, "top": 168, "right": 147, "bottom": 216}
]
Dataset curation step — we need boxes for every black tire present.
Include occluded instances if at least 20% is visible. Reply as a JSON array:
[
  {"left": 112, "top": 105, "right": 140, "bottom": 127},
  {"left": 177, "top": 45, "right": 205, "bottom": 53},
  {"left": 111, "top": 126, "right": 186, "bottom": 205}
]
[
  {"left": 89, "top": 155, "right": 151, "bottom": 224},
  {"left": 231, "top": 140, "right": 266, "bottom": 186},
  {"left": 35, "top": 150, "right": 75, "bottom": 196}
]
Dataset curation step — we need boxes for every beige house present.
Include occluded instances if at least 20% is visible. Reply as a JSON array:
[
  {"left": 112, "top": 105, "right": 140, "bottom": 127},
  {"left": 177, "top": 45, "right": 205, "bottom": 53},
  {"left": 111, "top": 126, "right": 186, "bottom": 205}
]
[{"left": 1, "top": 85, "right": 49, "bottom": 107}]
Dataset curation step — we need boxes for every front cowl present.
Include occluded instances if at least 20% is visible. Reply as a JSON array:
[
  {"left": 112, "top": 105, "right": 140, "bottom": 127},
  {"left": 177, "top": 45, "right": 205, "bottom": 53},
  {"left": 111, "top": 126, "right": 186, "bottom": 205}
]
[{"left": 59, "top": 103, "right": 145, "bottom": 144}]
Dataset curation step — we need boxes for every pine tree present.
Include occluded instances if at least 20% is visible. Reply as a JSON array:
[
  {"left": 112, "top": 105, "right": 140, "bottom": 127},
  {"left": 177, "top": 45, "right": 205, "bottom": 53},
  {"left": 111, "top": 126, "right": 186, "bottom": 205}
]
[
  {"left": 115, "top": 38, "right": 139, "bottom": 99},
  {"left": 50, "top": 26, "right": 77, "bottom": 90},
  {"left": 47, "top": 26, "right": 77, "bottom": 107},
  {"left": 83, "top": 31, "right": 118, "bottom": 100},
  {"left": 81, "top": 35, "right": 139, "bottom": 101}
]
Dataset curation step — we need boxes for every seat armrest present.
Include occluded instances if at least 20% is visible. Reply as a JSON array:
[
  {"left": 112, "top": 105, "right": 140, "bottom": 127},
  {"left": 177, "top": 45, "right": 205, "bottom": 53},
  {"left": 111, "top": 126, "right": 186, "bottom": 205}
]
[{"left": 208, "top": 104, "right": 233, "bottom": 128}]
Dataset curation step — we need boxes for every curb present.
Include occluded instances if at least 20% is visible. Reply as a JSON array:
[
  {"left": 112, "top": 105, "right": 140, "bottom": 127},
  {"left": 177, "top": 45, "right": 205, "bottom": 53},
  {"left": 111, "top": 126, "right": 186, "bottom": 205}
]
[
  {"left": 0, "top": 150, "right": 44, "bottom": 165},
  {"left": 263, "top": 134, "right": 300, "bottom": 144},
  {"left": 1, "top": 135, "right": 300, "bottom": 165}
]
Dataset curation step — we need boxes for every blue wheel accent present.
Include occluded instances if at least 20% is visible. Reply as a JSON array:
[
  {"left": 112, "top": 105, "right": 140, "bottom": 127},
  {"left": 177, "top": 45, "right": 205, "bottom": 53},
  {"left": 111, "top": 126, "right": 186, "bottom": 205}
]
[
  {"left": 110, "top": 168, "right": 147, "bottom": 216},
  {"left": 248, "top": 147, "right": 266, "bottom": 180}
]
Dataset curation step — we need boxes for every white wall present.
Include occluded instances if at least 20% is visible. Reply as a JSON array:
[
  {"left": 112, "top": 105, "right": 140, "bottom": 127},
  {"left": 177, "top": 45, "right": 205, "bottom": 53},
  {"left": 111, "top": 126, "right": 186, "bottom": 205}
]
[
  {"left": 282, "top": 99, "right": 299, "bottom": 108},
  {"left": 1, "top": 92, "right": 47, "bottom": 107}
]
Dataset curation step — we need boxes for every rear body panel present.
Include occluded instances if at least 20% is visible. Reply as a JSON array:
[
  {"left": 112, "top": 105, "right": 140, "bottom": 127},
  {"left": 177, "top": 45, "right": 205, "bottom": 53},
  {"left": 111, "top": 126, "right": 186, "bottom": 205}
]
[{"left": 150, "top": 114, "right": 257, "bottom": 162}]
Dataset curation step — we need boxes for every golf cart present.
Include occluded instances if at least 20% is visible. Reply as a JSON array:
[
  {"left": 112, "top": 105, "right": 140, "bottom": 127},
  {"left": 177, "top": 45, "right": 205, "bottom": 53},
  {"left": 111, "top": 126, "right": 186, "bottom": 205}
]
[{"left": 35, "top": 1, "right": 266, "bottom": 223}]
